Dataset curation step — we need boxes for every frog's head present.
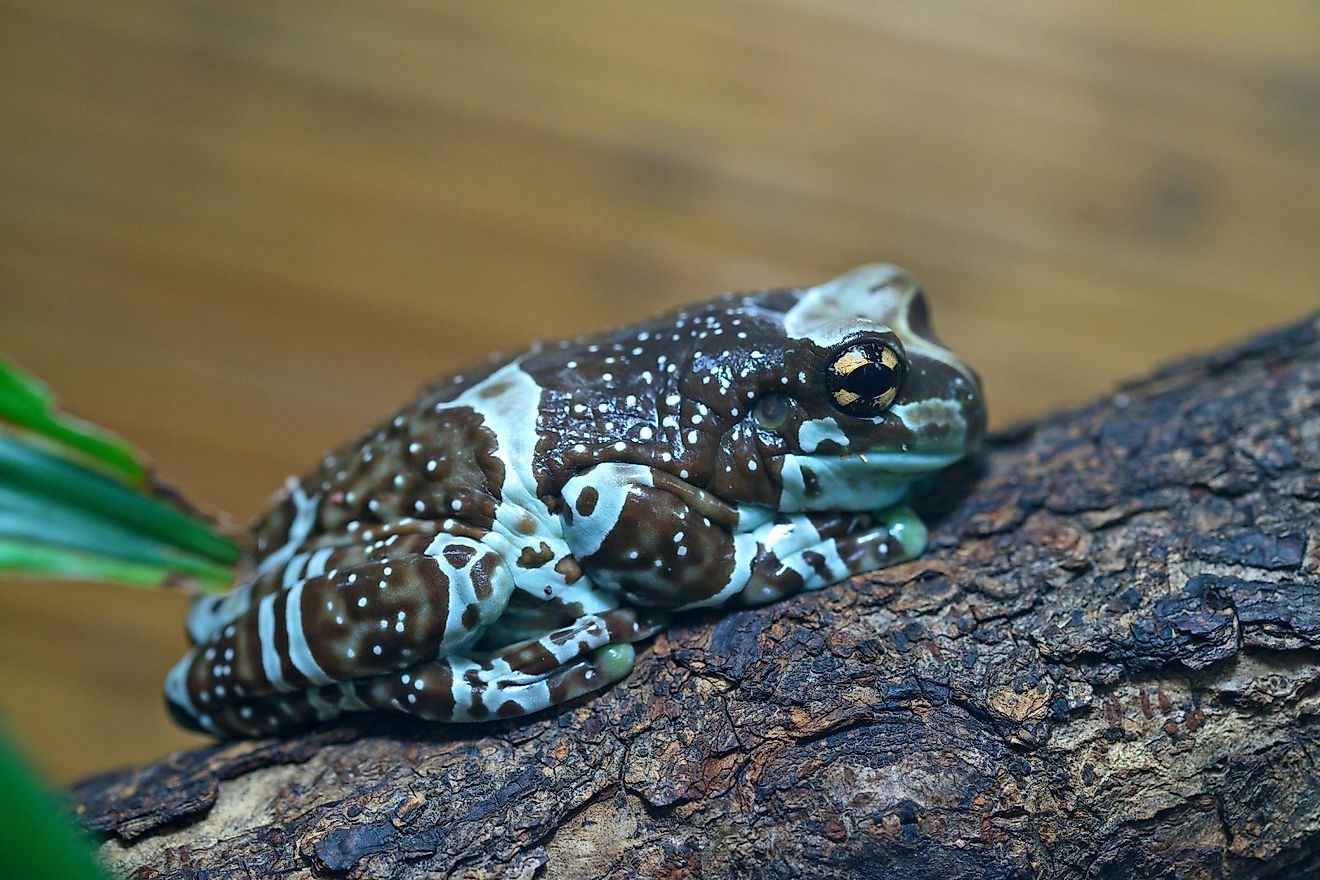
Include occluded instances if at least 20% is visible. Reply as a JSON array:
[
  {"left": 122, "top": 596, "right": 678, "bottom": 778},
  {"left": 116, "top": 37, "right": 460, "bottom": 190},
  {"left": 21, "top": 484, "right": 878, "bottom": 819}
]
[
  {"left": 670, "top": 263, "right": 982, "bottom": 509},
  {"left": 747, "top": 264, "right": 984, "bottom": 511},
  {"left": 527, "top": 264, "right": 983, "bottom": 512}
]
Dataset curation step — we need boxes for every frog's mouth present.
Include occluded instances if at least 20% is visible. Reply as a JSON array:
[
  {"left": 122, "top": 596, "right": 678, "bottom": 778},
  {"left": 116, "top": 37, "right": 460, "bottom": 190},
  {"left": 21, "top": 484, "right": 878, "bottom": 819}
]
[{"left": 774, "top": 446, "right": 966, "bottom": 512}]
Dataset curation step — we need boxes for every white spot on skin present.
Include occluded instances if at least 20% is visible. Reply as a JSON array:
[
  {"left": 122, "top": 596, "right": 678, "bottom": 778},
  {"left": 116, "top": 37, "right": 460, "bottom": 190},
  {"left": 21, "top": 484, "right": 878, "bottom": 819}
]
[
  {"left": 889, "top": 399, "right": 967, "bottom": 436},
  {"left": 798, "top": 417, "right": 850, "bottom": 454},
  {"left": 561, "top": 463, "right": 655, "bottom": 558}
]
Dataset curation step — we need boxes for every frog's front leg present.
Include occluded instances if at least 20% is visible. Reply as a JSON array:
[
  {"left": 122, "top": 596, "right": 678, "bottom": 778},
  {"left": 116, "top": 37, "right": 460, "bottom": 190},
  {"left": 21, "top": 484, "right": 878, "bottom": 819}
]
[
  {"left": 560, "top": 463, "right": 926, "bottom": 610},
  {"left": 733, "top": 505, "right": 927, "bottom": 606}
]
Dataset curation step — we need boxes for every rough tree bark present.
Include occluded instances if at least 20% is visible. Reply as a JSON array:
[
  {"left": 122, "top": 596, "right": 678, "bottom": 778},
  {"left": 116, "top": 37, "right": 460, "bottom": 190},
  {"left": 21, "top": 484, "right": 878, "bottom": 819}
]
[{"left": 73, "top": 314, "right": 1320, "bottom": 880}]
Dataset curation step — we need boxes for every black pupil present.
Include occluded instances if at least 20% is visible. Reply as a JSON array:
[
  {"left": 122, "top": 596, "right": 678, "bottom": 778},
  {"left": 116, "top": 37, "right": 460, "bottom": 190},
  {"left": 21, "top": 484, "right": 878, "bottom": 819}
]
[{"left": 844, "top": 360, "right": 897, "bottom": 399}]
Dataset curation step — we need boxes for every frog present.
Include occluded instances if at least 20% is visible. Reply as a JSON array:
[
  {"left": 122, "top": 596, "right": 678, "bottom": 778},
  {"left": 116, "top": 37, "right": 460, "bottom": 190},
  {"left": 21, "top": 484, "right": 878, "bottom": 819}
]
[{"left": 166, "top": 264, "right": 985, "bottom": 737}]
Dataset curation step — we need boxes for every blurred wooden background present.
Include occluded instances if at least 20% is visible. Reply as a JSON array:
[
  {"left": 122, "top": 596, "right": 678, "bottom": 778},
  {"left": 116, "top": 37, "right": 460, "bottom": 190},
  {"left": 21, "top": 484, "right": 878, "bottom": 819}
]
[{"left": 1, "top": 0, "right": 1317, "bottom": 783}]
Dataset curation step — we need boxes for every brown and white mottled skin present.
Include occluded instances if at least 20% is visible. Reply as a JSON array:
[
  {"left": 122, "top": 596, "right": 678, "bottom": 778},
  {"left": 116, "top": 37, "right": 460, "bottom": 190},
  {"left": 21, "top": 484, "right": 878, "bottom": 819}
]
[{"left": 166, "top": 265, "right": 985, "bottom": 737}]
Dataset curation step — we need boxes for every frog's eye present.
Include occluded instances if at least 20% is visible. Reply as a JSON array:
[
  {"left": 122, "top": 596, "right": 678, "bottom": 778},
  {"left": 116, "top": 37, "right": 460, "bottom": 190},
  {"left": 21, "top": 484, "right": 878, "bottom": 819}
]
[
  {"left": 826, "top": 341, "right": 905, "bottom": 417},
  {"left": 753, "top": 392, "right": 791, "bottom": 430}
]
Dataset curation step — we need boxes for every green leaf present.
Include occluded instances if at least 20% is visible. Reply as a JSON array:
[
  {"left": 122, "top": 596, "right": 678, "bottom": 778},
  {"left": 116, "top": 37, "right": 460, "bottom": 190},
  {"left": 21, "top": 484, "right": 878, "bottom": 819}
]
[
  {"left": 0, "top": 438, "right": 239, "bottom": 566},
  {"left": 0, "top": 718, "right": 110, "bottom": 880},
  {"left": 0, "top": 360, "right": 145, "bottom": 483},
  {"left": 0, "top": 537, "right": 231, "bottom": 591},
  {"left": 0, "top": 357, "right": 239, "bottom": 592}
]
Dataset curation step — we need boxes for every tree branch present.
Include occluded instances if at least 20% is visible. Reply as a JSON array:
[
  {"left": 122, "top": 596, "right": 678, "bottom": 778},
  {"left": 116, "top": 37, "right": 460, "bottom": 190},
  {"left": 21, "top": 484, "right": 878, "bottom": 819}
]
[{"left": 73, "top": 313, "right": 1320, "bottom": 879}]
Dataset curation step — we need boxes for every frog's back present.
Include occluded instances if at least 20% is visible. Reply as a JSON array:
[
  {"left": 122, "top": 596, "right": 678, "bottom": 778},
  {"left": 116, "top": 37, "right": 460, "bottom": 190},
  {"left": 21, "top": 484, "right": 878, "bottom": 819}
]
[{"left": 248, "top": 357, "right": 515, "bottom": 567}]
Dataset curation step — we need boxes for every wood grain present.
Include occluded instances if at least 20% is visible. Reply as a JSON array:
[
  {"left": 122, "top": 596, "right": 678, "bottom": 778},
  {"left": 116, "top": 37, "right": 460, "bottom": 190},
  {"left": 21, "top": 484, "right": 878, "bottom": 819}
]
[{"left": 1, "top": 0, "right": 1317, "bottom": 782}]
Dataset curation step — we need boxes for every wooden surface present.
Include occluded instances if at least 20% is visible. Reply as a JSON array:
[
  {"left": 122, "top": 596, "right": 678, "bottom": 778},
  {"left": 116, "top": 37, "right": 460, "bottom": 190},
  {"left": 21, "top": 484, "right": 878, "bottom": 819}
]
[{"left": 0, "top": 0, "right": 1317, "bottom": 783}]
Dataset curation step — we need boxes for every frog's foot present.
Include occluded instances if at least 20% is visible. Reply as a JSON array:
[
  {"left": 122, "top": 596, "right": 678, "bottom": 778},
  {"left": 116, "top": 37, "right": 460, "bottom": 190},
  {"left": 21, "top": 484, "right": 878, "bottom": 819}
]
[
  {"left": 736, "top": 505, "right": 927, "bottom": 606},
  {"left": 485, "top": 606, "right": 667, "bottom": 677},
  {"left": 187, "top": 608, "right": 663, "bottom": 736}
]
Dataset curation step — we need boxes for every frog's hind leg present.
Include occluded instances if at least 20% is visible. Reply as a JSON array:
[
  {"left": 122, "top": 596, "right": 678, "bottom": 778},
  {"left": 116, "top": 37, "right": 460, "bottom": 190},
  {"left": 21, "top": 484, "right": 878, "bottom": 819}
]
[
  {"left": 184, "top": 517, "right": 465, "bottom": 645},
  {"left": 349, "top": 607, "right": 662, "bottom": 725},
  {"left": 166, "top": 532, "right": 514, "bottom": 736},
  {"left": 193, "top": 608, "right": 664, "bottom": 736}
]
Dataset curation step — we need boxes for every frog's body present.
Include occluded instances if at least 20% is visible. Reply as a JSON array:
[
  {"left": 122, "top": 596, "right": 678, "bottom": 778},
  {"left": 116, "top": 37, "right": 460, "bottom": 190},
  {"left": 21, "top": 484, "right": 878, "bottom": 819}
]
[{"left": 167, "top": 265, "right": 984, "bottom": 737}]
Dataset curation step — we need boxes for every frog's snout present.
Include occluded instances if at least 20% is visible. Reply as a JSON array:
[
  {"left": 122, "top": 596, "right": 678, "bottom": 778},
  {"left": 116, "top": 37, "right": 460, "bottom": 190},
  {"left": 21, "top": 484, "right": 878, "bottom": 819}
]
[{"left": 887, "top": 395, "right": 982, "bottom": 459}]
